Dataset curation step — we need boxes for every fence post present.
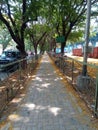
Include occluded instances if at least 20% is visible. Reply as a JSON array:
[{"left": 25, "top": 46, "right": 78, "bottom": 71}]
[
  {"left": 72, "top": 59, "right": 74, "bottom": 83},
  {"left": 59, "top": 57, "right": 60, "bottom": 69},
  {"left": 63, "top": 57, "right": 65, "bottom": 74},
  {"left": 6, "top": 88, "right": 9, "bottom": 101},
  {"left": 94, "top": 72, "right": 98, "bottom": 117},
  {"left": 19, "top": 60, "right": 22, "bottom": 81},
  {"left": 60, "top": 57, "right": 62, "bottom": 71},
  {"left": 60, "top": 57, "right": 63, "bottom": 71}
]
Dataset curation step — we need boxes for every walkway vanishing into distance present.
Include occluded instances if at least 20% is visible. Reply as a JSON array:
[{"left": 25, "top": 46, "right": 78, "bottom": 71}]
[{"left": 2, "top": 53, "right": 98, "bottom": 130}]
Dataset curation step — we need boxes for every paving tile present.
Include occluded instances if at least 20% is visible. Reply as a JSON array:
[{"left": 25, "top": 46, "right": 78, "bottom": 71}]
[{"left": 8, "top": 53, "right": 97, "bottom": 130}]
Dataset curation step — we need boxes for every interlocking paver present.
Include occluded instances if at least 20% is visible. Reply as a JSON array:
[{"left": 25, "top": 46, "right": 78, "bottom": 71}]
[{"left": 8, "top": 53, "right": 97, "bottom": 130}]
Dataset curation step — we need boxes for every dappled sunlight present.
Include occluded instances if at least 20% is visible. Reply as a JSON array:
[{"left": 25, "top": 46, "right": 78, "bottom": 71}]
[
  {"left": 24, "top": 103, "right": 36, "bottom": 110},
  {"left": 35, "top": 76, "right": 43, "bottom": 82},
  {"left": 60, "top": 77, "right": 63, "bottom": 80},
  {"left": 11, "top": 79, "right": 17, "bottom": 82},
  {"left": 54, "top": 77, "right": 59, "bottom": 81},
  {"left": 8, "top": 104, "right": 63, "bottom": 125},
  {"left": 9, "top": 113, "right": 31, "bottom": 123},
  {"left": 31, "top": 82, "right": 51, "bottom": 92},
  {"left": 27, "top": 74, "right": 33, "bottom": 78},
  {"left": 36, "top": 83, "right": 50, "bottom": 91},
  {"left": 18, "top": 103, "right": 62, "bottom": 117},
  {"left": 42, "top": 60, "right": 50, "bottom": 63},
  {"left": 48, "top": 107, "right": 61, "bottom": 116},
  {"left": 9, "top": 114, "right": 23, "bottom": 121},
  {"left": 30, "top": 74, "right": 36, "bottom": 79},
  {"left": 41, "top": 83, "right": 50, "bottom": 88},
  {"left": 66, "top": 76, "right": 72, "bottom": 81},
  {"left": 54, "top": 71, "right": 57, "bottom": 74},
  {"left": 35, "top": 105, "right": 48, "bottom": 111},
  {"left": 47, "top": 73, "right": 53, "bottom": 76},
  {"left": 23, "top": 103, "right": 45, "bottom": 111},
  {"left": 11, "top": 97, "right": 23, "bottom": 104},
  {"left": 36, "top": 87, "right": 43, "bottom": 92}
]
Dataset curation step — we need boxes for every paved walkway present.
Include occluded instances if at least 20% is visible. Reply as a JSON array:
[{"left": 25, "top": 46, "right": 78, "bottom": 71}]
[{"left": 7, "top": 53, "right": 97, "bottom": 130}]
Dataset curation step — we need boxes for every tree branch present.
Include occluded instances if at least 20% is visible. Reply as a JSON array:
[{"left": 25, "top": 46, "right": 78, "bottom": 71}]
[
  {"left": 7, "top": 1, "right": 15, "bottom": 26},
  {"left": 0, "top": 12, "right": 20, "bottom": 44},
  {"left": 37, "top": 32, "right": 47, "bottom": 46}
]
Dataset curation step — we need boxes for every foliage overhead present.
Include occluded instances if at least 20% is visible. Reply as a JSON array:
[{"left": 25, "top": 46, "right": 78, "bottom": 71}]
[
  {"left": 0, "top": 25, "right": 11, "bottom": 50},
  {"left": 0, "top": 0, "right": 41, "bottom": 55},
  {"left": 0, "top": 0, "right": 97, "bottom": 55},
  {"left": 42, "top": 0, "right": 97, "bottom": 53}
]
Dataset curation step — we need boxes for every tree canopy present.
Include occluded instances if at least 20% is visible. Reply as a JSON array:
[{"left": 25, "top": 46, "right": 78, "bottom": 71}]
[
  {"left": 0, "top": 0, "right": 39, "bottom": 56},
  {"left": 0, "top": 0, "right": 97, "bottom": 55},
  {"left": 0, "top": 25, "right": 12, "bottom": 50}
]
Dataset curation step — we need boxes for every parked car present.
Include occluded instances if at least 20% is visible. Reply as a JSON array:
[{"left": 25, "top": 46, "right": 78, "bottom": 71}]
[{"left": 0, "top": 50, "right": 21, "bottom": 72}]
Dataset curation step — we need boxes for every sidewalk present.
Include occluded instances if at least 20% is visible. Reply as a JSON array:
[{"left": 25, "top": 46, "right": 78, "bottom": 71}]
[{"left": 7, "top": 53, "right": 98, "bottom": 130}]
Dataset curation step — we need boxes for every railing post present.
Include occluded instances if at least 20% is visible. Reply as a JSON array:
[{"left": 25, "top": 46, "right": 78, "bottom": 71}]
[
  {"left": 60, "top": 57, "right": 63, "bottom": 70},
  {"left": 72, "top": 59, "right": 74, "bottom": 83},
  {"left": 19, "top": 60, "right": 22, "bottom": 81},
  {"left": 63, "top": 57, "right": 65, "bottom": 74},
  {"left": 94, "top": 72, "right": 98, "bottom": 117},
  {"left": 6, "top": 88, "right": 9, "bottom": 101},
  {"left": 60, "top": 57, "right": 62, "bottom": 70}
]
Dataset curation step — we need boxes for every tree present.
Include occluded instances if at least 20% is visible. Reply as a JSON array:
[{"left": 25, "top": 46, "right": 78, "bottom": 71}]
[
  {"left": 0, "top": 0, "right": 40, "bottom": 57},
  {"left": 0, "top": 0, "right": 97, "bottom": 57},
  {"left": 67, "top": 30, "right": 84, "bottom": 44},
  {"left": 45, "top": 0, "right": 97, "bottom": 54},
  {"left": 28, "top": 23, "right": 47, "bottom": 55}
]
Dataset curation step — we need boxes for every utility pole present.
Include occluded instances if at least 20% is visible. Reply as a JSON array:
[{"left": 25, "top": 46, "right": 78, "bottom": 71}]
[{"left": 82, "top": 0, "right": 91, "bottom": 76}]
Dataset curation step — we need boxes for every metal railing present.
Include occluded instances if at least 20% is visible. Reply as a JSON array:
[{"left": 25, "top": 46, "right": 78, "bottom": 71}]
[
  {"left": 49, "top": 53, "right": 98, "bottom": 117},
  {"left": 0, "top": 54, "right": 42, "bottom": 117}
]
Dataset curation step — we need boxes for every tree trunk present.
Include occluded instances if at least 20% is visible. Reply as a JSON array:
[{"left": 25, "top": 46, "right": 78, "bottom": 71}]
[
  {"left": 16, "top": 41, "right": 27, "bottom": 69},
  {"left": 61, "top": 39, "right": 66, "bottom": 55},
  {"left": 34, "top": 45, "right": 38, "bottom": 59},
  {"left": 61, "top": 42, "right": 65, "bottom": 54}
]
